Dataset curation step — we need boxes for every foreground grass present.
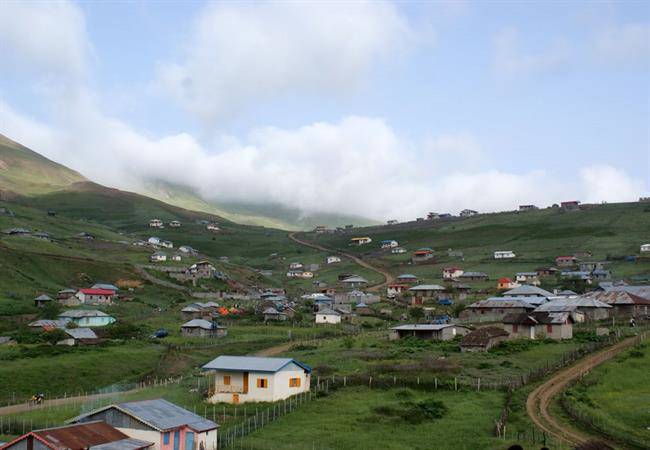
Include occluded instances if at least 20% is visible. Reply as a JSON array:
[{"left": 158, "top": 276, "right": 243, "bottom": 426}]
[
  {"left": 562, "top": 342, "right": 650, "bottom": 447},
  {"left": 238, "top": 387, "right": 503, "bottom": 450}
]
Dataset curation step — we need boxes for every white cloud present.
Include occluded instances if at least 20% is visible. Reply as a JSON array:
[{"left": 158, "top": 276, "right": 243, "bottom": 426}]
[
  {"left": 594, "top": 23, "right": 650, "bottom": 64},
  {"left": 1, "top": 99, "right": 644, "bottom": 221},
  {"left": 155, "top": 0, "right": 411, "bottom": 122},
  {"left": 493, "top": 27, "right": 570, "bottom": 77},
  {"left": 0, "top": 0, "right": 91, "bottom": 80}
]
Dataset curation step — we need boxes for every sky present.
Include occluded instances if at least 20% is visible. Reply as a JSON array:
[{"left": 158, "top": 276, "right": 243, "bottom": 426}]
[{"left": 0, "top": 0, "right": 649, "bottom": 221}]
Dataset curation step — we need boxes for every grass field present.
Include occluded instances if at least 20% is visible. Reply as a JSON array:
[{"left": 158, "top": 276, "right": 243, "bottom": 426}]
[{"left": 562, "top": 341, "right": 650, "bottom": 447}]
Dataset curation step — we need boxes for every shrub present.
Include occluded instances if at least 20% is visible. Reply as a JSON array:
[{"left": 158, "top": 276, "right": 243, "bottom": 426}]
[{"left": 105, "top": 322, "right": 150, "bottom": 339}]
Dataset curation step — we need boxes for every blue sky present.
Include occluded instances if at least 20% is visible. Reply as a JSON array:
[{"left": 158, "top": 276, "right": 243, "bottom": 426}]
[{"left": 0, "top": 1, "right": 648, "bottom": 220}]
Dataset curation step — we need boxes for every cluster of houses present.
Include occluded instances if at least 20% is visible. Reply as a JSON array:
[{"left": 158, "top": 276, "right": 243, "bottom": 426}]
[
  {"left": 148, "top": 218, "right": 182, "bottom": 228},
  {"left": 33, "top": 283, "right": 120, "bottom": 308}
]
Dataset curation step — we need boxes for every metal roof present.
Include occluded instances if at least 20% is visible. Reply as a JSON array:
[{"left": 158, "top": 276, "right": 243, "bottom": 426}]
[
  {"left": 59, "top": 310, "right": 112, "bottom": 318},
  {"left": 90, "top": 438, "right": 152, "bottom": 449},
  {"left": 488, "top": 296, "right": 547, "bottom": 305},
  {"left": 26, "top": 421, "right": 131, "bottom": 449},
  {"left": 581, "top": 291, "right": 649, "bottom": 306},
  {"left": 317, "top": 308, "right": 340, "bottom": 315},
  {"left": 391, "top": 324, "right": 467, "bottom": 331},
  {"left": 181, "top": 319, "right": 224, "bottom": 329},
  {"left": 34, "top": 294, "right": 53, "bottom": 301},
  {"left": 397, "top": 274, "right": 418, "bottom": 279},
  {"left": 91, "top": 284, "right": 119, "bottom": 291},
  {"left": 202, "top": 355, "right": 312, "bottom": 374},
  {"left": 408, "top": 284, "right": 446, "bottom": 291},
  {"left": 341, "top": 276, "right": 368, "bottom": 283},
  {"left": 467, "top": 299, "right": 535, "bottom": 309},
  {"left": 503, "top": 285, "right": 554, "bottom": 297},
  {"left": 64, "top": 328, "right": 98, "bottom": 339},
  {"left": 540, "top": 297, "right": 612, "bottom": 308}
]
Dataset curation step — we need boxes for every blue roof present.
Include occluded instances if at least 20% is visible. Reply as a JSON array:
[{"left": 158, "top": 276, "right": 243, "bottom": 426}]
[{"left": 202, "top": 355, "right": 312, "bottom": 374}]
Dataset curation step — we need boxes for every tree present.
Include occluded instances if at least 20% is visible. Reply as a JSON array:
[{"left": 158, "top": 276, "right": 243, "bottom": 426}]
[{"left": 408, "top": 307, "right": 424, "bottom": 322}]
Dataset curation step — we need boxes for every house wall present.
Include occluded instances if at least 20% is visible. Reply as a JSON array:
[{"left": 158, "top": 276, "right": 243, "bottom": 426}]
[
  {"left": 71, "top": 316, "right": 115, "bottom": 327},
  {"left": 581, "top": 308, "right": 610, "bottom": 321},
  {"left": 116, "top": 428, "right": 160, "bottom": 450},
  {"left": 315, "top": 314, "right": 341, "bottom": 324},
  {"left": 460, "top": 307, "right": 531, "bottom": 323}
]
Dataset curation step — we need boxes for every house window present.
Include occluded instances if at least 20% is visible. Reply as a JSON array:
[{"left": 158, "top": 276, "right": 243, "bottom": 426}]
[
  {"left": 185, "top": 431, "right": 195, "bottom": 449},
  {"left": 289, "top": 377, "right": 301, "bottom": 387},
  {"left": 223, "top": 375, "right": 231, "bottom": 385},
  {"left": 257, "top": 378, "right": 268, "bottom": 388},
  {"left": 163, "top": 432, "right": 170, "bottom": 445}
]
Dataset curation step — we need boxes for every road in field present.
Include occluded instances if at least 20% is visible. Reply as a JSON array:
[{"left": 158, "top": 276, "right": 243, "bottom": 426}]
[
  {"left": 287, "top": 232, "right": 394, "bottom": 292},
  {"left": 526, "top": 334, "right": 644, "bottom": 447}
]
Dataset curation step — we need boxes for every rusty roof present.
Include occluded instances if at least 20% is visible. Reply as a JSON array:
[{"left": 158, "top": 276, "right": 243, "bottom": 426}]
[
  {"left": 6, "top": 421, "right": 133, "bottom": 449},
  {"left": 460, "top": 326, "right": 509, "bottom": 347}
]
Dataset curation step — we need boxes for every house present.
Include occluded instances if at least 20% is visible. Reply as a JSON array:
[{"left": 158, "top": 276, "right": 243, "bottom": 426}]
[
  {"left": 181, "top": 319, "right": 227, "bottom": 338},
  {"left": 207, "top": 223, "right": 221, "bottom": 232},
  {"left": 561, "top": 271, "right": 592, "bottom": 281},
  {"left": 641, "top": 244, "right": 650, "bottom": 253},
  {"left": 349, "top": 237, "right": 372, "bottom": 246},
  {"left": 387, "top": 284, "right": 409, "bottom": 298},
  {"left": 314, "top": 225, "right": 329, "bottom": 234},
  {"left": 503, "top": 311, "right": 574, "bottom": 340},
  {"left": 380, "top": 240, "right": 399, "bottom": 249},
  {"left": 169, "top": 220, "right": 181, "bottom": 227},
  {"left": 34, "top": 294, "right": 53, "bottom": 308},
  {"left": 149, "top": 219, "right": 163, "bottom": 228},
  {"left": 447, "top": 249, "right": 464, "bottom": 258},
  {"left": 504, "top": 285, "right": 554, "bottom": 299},
  {"left": 515, "top": 272, "right": 540, "bottom": 285},
  {"left": 460, "top": 327, "right": 509, "bottom": 352},
  {"left": 581, "top": 291, "right": 649, "bottom": 318},
  {"left": 494, "top": 250, "right": 516, "bottom": 259},
  {"left": 2, "top": 421, "right": 153, "bottom": 450},
  {"left": 315, "top": 308, "right": 341, "bottom": 324},
  {"left": 92, "top": 283, "right": 119, "bottom": 292},
  {"left": 412, "top": 248, "right": 435, "bottom": 263},
  {"left": 187, "top": 261, "right": 216, "bottom": 278},
  {"left": 458, "top": 271, "right": 489, "bottom": 282},
  {"left": 354, "top": 302, "right": 373, "bottom": 315},
  {"left": 536, "top": 267, "right": 559, "bottom": 277},
  {"left": 172, "top": 254, "right": 182, "bottom": 262},
  {"left": 442, "top": 267, "right": 464, "bottom": 280},
  {"left": 340, "top": 276, "right": 368, "bottom": 288},
  {"left": 76, "top": 288, "right": 115, "bottom": 305},
  {"left": 326, "top": 256, "right": 341, "bottom": 264},
  {"left": 389, "top": 324, "right": 470, "bottom": 341},
  {"left": 459, "top": 299, "right": 536, "bottom": 322},
  {"left": 289, "top": 262, "right": 304, "bottom": 270},
  {"left": 3, "top": 227, "right": 31, "bottom": 236},
  {"left": 387, "top": 220, "right": 398, "bottom": 225},
  {"left": 537, "top": 297, "right": 611, "bottom": 321},
  {"left": 71, "top": 399, "right": 217, "bottom": 450},
  {"left": 519, "top": 205, "right": 538, "bottom": 211},
  {"left": 497, "top": 278, "right": 519, "bottom": 290},
  {"left": 573, "top": 251, "right": 593, "bottom": 259},
  {"left": 561, "top": 201, "right": 580, "bottom": 210},
  {"left": 57, "top": 288, "right": 78, "bottom": 302},
  {"left": 335, "top": 290, "right": 380, "bottom": 305},
  {"left": 28, "top": 319, "right": 68, "bottom": 330},
  {"left": 460, "top": 209, "right": 478, "bottom": 217},
  {"left": 396, "top": 273, "right": 419, "bottom": 284},
  {"left": 57, "top": 327, "right": 99, "bottom": 346},
  {"left": 408, "top": 284, "right": 446, "bottom": 301},
  {"left": 286, "top": 270, "right": 303, "bottom": 278},
  {"left": 391, "top": 247, "right": 407, "bottom": 254},
  {"left": 202, "top": 356, "right": 311, "bottom": 404},
  {"left": 263, "top": 307, "right": 289, "bottom": 322},
  {"left": 148, "top": 237, "right": 161, "bottom": 245},
  {"left": 150, "top": 252, "right": 167, "bottom": 262},
  {"left": 59, "top": 310, "right": 116, "bottom": 327},
  {"left": 427, "top": 212, "right": 440, "bottom": 220},
  {"left": 179, "top": 245, "right": 197, "bottom": 254},
  {"left": 159, "top": 240, "right": 173, "bottom": 249},
  {"left": 556, "top": 290, "right": 578, "bottom": 298},
  {"left": 76, "top": 231, "right": 95, "bottom": 240},
  {"left": 450, "top": 283, "right": 471, "bottom": 300},
  {"left": 299, "top": 271, "right": 314, "bottom": 279},
  {"left": 306, "top": 263, "right": 320, "bottom": 272},
  {"left": 591, "top": 269, "right": 611, "bottom": 280}
]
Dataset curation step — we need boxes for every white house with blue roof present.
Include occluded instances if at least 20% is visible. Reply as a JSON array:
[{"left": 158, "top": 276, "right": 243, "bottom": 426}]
[{"left": 202, "top": 356, "right": 311, "bottom": 404}]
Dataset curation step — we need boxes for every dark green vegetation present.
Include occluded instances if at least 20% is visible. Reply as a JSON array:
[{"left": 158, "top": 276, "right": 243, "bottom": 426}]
[{"left": 562, "top": 342, "right": 650, "bottom": 448}]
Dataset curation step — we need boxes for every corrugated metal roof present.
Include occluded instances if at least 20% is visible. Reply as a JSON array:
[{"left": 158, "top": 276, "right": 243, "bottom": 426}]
[
  {"left": 64, "top": 328, "right": 98, "bottom": 339},
  {"left": 544, "top": 297, "right": 612, "bottom": 308},
  {"left": 113, "top": 399, "right": 217, "bottom": 432},
  {"left": 391, "top": 324, "right": 466, "bottom": 331},
  {"left": 202, "top": 355, "right": 312, "bottom": 374},
  {"left": 181, "top": 319, "right": 223, "bottom": 329},
  {"left": 408, "top": 284, "right": 446, "bottom": 291},
  {"left": 341, "top": 276, "right": 368, "bottom": 283},
  {"left": 89, "top": 438, "right": 152, "bottom": 449},
  {"left": 34, "top": 294, "right": 53, "bottom": 301},
  {"left": 60, "top": 310, "right": 111, "bottom": 318},
  {"left": 31, "top": 421, "right": 129, "bottom": 449},
  {"left": 467, "top": 299, "right": 535, "bottom": 309},
  {"left": 504, "top": 285, "right": 554, "bottom": 297},
  {"left": 317, "top": 308, "right": 340, "bottom": 315}
]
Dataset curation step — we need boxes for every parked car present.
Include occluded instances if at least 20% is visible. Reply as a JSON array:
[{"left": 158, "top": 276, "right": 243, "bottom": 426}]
[
  {"left": 438, "top": 298, "right": 454, "bottom": 306},
  {"left": 150, "top": 329, "right": 169, "bottom": 339}
]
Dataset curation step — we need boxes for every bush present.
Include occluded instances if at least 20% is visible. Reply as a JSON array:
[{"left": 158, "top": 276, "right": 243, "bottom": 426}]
[
  {"left": 372, "top": 398, "right": 448, "bottom": 424},
  {"left": 105, "top": 322, "right": 150, "bottom": 339}
]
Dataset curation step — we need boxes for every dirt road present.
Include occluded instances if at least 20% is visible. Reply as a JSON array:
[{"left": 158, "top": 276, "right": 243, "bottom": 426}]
[
  {"left": 288, "top": 232, "right": 394, "bottom": 292},
  {"left": 526, "top": 334, "right": 644, "bottom": 447}
]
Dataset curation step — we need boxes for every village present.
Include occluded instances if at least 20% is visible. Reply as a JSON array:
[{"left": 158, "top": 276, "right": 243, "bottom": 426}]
[{"left": 1, "top": 197, "right": 649, "bottom": 450}]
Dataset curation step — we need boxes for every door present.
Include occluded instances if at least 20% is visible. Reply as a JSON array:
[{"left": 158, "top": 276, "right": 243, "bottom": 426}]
[
  {"left": 173, "top": 430, "right": 180, "bottom": 450},
  {"left": 185, "top": 431, "right": 195, "bottom": 450},
  {"left": 232, "top": 393, "right": 239, "bottom": 404}
]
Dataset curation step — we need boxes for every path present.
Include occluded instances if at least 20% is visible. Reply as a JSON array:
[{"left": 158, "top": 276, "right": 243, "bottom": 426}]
[
  {"left": 526, "top": 334, "right": 643, "bottom": 447},
  {"left": 288, "top": 232, "right": 394, "bottom": 292}
]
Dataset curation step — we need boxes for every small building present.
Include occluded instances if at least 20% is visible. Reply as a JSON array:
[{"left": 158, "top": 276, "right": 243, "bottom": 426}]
[
  {"left": 591, "top": 269, "right": 611, "bottom": 280},
  {"left": 581, "top": 292, "right": 648, "bottom": 318},
  {"left": 57, "top": 288, "right": 78, "bottom": 302},
  {"left": 149, "top": 219, "right": 163, "bottom": 228},
  {"left": 459, "top": 299, "right": 536, "bottom": 322},
  {"left": 169, "top": 220, "right": 181, "bottom": 227},
  {"left": 354, "top": 302, "right": 373, "bottom": 315},
  {"left": 536, "top": 267, "right": 559, "bottom": 277},
  {"left": 171, "top": 254, "right": 182, "bottom": 262},
  {"left": 387, "top": 284, "right": 408, "bottom": 298},
  {"left": 396, "top": 273, "right": 419, "bottom": 284},
  {"left": 380, "top": 240, "right": 399, "bottom": 249},
  {"left": 641, "top": 243, "right": 650, "bottom": 253},
  {"left": 207, "top": 223, "right": 221, "bottom": 232},
  {"left": 458, "top": 271, "right": 489, "bottom": 282},
  {"left": 57, "top": 327, "right": 99, "bottom": 346},
  {"left": 503, "top": 285, "right": 554, "bottom": 299},
  {"left": 408, "top": 284, "right": 446, "bottom": 301},
  {"left": 34, "top": 294, "right": 53, "bottom": 308},
  {"left": 289, "top": 262, "right": 304, "bottom": 270},
  {"left": 326, "top": 256, "right": 341, "bottom": 264},
  {"left": 561, "top": 201, "right": 580, "bottom": 210},
  {"left": 350, "top": 237, "right": 372, "bottom": 246},
  {"left": 515, "top": 272, "right": 540, "bottom": 285},
  {"left": 387, "top": 220, "right": 398, "bottom": 225},
  {"left": 314, "top": 225, "right": 329, "bottom": 234},
  {"left": 539, "top": 297, "right": 611, "bottom": 321},
  {"left": 202, "top": 356, "right": 311, "bottom": 404},
  {"left": 159, "top": 240, "right": 173, "bottom": 249},
  {"left": 179, "top": 245, "right": 197, "bottom": 254},
  {"left": 389, "top": 324, "right": 470, "bottom": 341},
  {"left": 460, "top": 327, "right": 509, "bottom": 352},
  {"left": 181, "top": 319, "right": 227, "bottom": 338},
  {"left": 76, "top": 288, "right": 115, "bottom": 305},
  {"left": 503, "top": 312, "right": 574, "bottom": 340},
  {"left": 340, "top": 276, "right": 368, "bottom": 288},
  {"left": 442, "top": 267, "right": 464, "bottom": 280},
  {"left": 494, "top": 250, "right": 516, "bottom": 259},
  {"left": 497, "top": 278, "right": 519, "bottom": 290},
  {"left": 412, "top": 248, "right": 435, "bottom": 263},
  {"left": 263, "top": 307, "right": 289, "bottom": 322},
  {"left": 391, "top": 247, "right": 407, "bottom": 254},
  {"left": 59, "top": 310, "right": 116, "bottom": 327},
  {"left": 71, "top": 399, "right": 217, "bottom": 450},
  {"left": 150, "top": 252, "right": 167, "bottom": 262},
  {"left": 459, "top": 209, "right": 478, "bottom": 217},
  {"left": 315, "top": 308, "right": 341, "bottom": 324},
  {"left": 519, "top": 205, "right": 538, "bottom": 211},
  {"left": 2, "top": 421, "right": 152, "bottom": 450}
]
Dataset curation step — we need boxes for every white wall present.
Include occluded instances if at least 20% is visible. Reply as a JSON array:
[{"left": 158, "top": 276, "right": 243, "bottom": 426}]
[
  {"left": 208, "top": 366, "right": 310, "bottom": 404},
  {"left": 315, "top": 314, "right": 341, "bottom": 324}
]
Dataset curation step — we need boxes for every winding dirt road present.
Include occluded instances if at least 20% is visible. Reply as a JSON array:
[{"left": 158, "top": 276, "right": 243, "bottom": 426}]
[
  {"left": 526, "top": 334, "right": 645, "bottom": 447},
  {"left": 288, "top": 232, "right": 394, "bottom": 292}
]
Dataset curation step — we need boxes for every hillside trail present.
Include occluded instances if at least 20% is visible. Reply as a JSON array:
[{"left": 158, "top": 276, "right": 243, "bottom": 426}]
[
  {"left": 526, "top": 333, "right": 645, "bottom": 447},
  {"left": 287, "top": 232, "right": 394, "bottom": 292}
]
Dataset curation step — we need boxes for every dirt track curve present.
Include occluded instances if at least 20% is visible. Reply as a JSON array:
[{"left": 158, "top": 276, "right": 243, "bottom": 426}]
[
  {"left": 526, "top": 334, "right": 645, "bottom": 447},
  {"left": 288, "top": 232, "right": 394, "bottom": 292}
]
